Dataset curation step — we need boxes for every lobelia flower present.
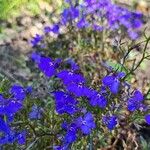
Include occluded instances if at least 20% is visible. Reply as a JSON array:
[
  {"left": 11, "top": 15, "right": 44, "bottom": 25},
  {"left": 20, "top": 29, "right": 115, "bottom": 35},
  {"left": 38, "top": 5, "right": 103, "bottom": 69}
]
[
  {"left": 128, "top": 30, "right": 139, "bottom": 40},
  {"left": 9, "top": 84, "right": 26, "bottom": 101},
  {"left": 0, "top": 85, "right": 28, "bottom": 118},
  {"left": 51, "top": 24, "right": 60, "bottom": 34},
  {"left": 75, "top": 112, "right": 95, "bottom": 135},
  {"left": 102, "top": 114, "right": 117, "bottom": 130},
  {"left": 53, "top": 91, "right": 78, "bottom": 115},
  {"left": 38, "top": 56, "right": 56, "bottom": 77},
  {"left": 64, "top": 123, "right": 77, "bottom": 144},
  {"left": 145, "top": 114, "right": 150, "bottom": 125},
  {"left": 53, "top": 144, "right": 69, "bottom": 150},
  {"left": 5, "top": 99, "right": 23, "bottom": 116},
  {"left": 57, "top": 70, "right": 85, "bottom": 85},
  {"left": 17, "top": 131, "right": 26, "bottom": 145},
  {"left": 0, "top": 118, "right": 10, "bottom": 134},
  {"left": 0, "top": 131, "right": 26, "bottom": 145},
  {"left": 0, "top": 84, "right": 29, "bottom": 146},
  {"left": 60, "top": 0, "right": 143, "bottom": 39},
  {"left": 29, "top": 105, "right": 42, "bottom": 120},
  {"left": 25, "top": 86, "right": 32, "bottom": 94},
  {"left": 102, "top": 72, "right": 125, "bottom": 94},
  {"left": 31, "top": 52, "right": 41, "bottom": 63},
  {"left": 30, "top": 34, "right": 43, "bottom": 47},
  {"left": 127, "top": 90, "right": 144, "bottom": 112},
  {"left": 65, "top": 58, "right": 80, "bottom": 71},
  {"left": 66, "top": 82, "right": 91, "bottom": 97},
  {"left": 44, "top": 26, "right": 51, "bottom": 33},
  {"left": 92, "top": 24, "right": 103, "bottom": 31},
  {"left": 88, "top": 90, "right": 107, "bottom": 108},
  {"left": 76, "top": 18, "right": 89, "bottom": 29},
  {"left": 61, "top": 7, "right": 79, "bottom": 25},
  {"left": 0, "top": 84, "right": 28, "bottom": 118}
]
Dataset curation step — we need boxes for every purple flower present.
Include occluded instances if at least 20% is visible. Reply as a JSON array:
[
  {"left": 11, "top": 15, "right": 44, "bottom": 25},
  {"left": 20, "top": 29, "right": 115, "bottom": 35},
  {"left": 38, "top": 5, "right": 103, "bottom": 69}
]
[
  {"left": 102, "top": 72, "right": 125, "bottom": 94},
  {"left": 89, "top": 91, "right": 107, "bottom": 108},
  {"left": 25, "top": 86, "right": 32, "bottom": 94},
  {"left": 9, "top": 84, "right": 26, "bottom": 101},
  {"left": 57, "top": 70, "right": 85, "bottom": 85},
  {"left": 64, "top": 123, "right": 77, "bottom": 144},
  {"left": 0, "top": 118, "right": 10, "bottom": 134},
  {"left": 102, "top": 114, "right": 117, "bottom": 130},
  {"left": 38, "top": 56, "right": 56, "bottom": 77},
  {"left": 0, "top": 131, "right": 26, "bottom": 145},
  {"left": 44, "top": 26, "right": 51, "bottom": 33},
  {"left": 61, "top": 7, "right": 79, "bottom": 25},
  {"left": 92, "top": 24, "right": 103, "bottom": 31},
  {"left": 30, "top": 34, "right": 43, "bottom": 47},
  {"left": 32, "top": 53, "right": 58, "bottom": 77},
  {"left": 31, "top": 52, "right": 41, "bottom": 63},
  {"left": 5, "top": 99, "right": 23, "bottom": 115},
  {"left": 29, "top": 105, "right": 42, "bottom": 120},
  {"left": 76, "top": 112, "right": 95, "bottom": 134},
  {"left": 53, "top": 144, "right": 69, "bottom": 150},
  {"left": 60, "top": 0, "right": 143, "bottom": 39},
  {"left": 17, "top": 131, "right": 26, "bottom": 145},
  {"left": 128, "top": 30, "right": 139, "bottom": 40},
  {"left": 127, "top": 90, "right": 144, "bottom": 112},
  {"left": 66, "top": 82, "right": 91, "bottom": 97},
  {"left": 65, "top": 58, "right": 80, "bottom": 71},
  {"left": 53, "top": 91, "right": 78, "bottom": 115},
  {"left": 51, "top": 24, "right": 59, "bottom": 34},
  {"left": 77, "top": 18, "right": 89, "bottom": 29},
  {"left": 145, "top": 114, "right": 150, "bottom": 125}
]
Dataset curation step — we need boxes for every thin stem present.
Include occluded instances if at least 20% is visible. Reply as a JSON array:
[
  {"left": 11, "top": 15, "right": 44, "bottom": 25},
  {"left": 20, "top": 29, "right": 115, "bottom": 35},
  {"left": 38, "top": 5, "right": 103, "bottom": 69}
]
[{"left": 123, "top": 37, "right": 150, "bottom": 80}]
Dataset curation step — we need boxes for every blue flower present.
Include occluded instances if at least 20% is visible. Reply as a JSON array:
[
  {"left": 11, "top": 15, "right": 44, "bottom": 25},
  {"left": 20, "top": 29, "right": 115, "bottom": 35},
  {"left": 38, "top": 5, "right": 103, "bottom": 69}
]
[
  {"left": 51, "top": 24, "right": 59, "bottom": 34},
  {"left": 44, "top": 26, "right": 51, "bottom": 33},
  {"left": 65, "top": 58, "right": 80, "bottom": 71},
  {"left": 25, "top": 86, "right": 32, "bottom": 94},
  {"left": 29, "top": 105, "right": 42, "bottom": 120},
  {"left": 0, "top": 95, "right": 6, "bottom": 115},
  {"left": 128, "top": 30, "right": 139, "bottom": 40},
  {"left": 53, "top": 144, "right": 69, "bottom": 150},
  {"left": 38, "top": 56, "right": 56, "bottom": 77},
  {"left": 102, "top": 72, "right": 125, "bottom": 94},
  {"left": 0, "top": 118, "right": 10, "bottom": 134},
  {"left": 92, "top": 24, "right": 103, "bottom": 31},
  {"left": 76, "top": 112, "right": 95, "bottom": 135},
  {"left": 89, "top": 91, "right": 107, "bottom": 108},
  {"left": 102, "top": 115, "right": 117, "bottom": 130},
  {"left": 9, "top": 84, "right": 26, "bottom": 101},
  {"left": 53, "top": 91, "right": 78, "bottom": 115},
  {"left": 57, "top": 70, "right": 85, "bottom": 85},
  {"left": 127, "top": 90, "right": 144, "bottom": 112},
  {"left": 0, "top": 131, "right": 26, "bottom": 145},
  {"left": 66, "top": 82, "right": 91, "bottom": 97},
  {"left": 145, "top": 114, "right": 150, "bottom": 125},
  {"left": 31, "top": 52, "right": 41, "bottom": 63},
  {"left": 77, "top": 18, "right": 89, "bottom": 29},
  {"left": 17, "top": 131, "right": 26, "bottom": 145},
  {"left": 61, "top": 7, "right": 79, "bottom": 25},
  {"left": 61, "top": 0, "right": 143, "bottom": 39},
  {"left": 30, "top": 34, "right": 43, "bottom": 47},
  {"left": 64, "top": 123, "right": 77, "bottom": 144},
  {"left": 5, "top": 99, "right": 23, "bottom": 115},
  {"left": 32, "top": 53, "right": 57, "bottom": 77}
]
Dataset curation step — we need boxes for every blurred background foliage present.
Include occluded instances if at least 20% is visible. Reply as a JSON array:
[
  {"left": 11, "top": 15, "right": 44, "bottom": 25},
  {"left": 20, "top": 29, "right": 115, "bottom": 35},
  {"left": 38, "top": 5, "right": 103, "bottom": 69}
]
[
  {"left": 0, "top": 0, "right": 149, "bottom": 20},
  {"left": 0, "top": 0, "right": 63, "bottom": 20}
]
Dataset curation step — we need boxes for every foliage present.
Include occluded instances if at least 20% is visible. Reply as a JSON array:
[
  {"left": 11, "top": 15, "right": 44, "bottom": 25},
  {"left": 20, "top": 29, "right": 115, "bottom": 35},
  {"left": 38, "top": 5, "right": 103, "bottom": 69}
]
[{"left": 0, "top": 0, "right": 59, "bottom": 20}]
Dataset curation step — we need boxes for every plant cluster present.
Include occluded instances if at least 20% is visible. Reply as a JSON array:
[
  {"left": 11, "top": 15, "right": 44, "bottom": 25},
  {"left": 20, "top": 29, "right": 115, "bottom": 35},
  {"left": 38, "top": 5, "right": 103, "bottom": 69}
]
[{"left": 0, "top": 0, "right": 150, "bottom": 149}]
